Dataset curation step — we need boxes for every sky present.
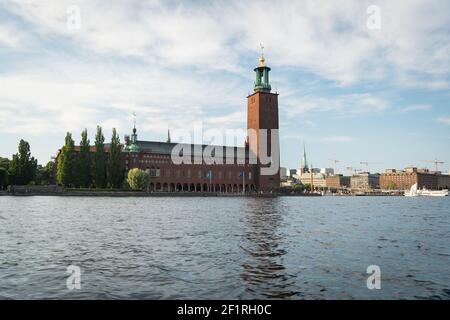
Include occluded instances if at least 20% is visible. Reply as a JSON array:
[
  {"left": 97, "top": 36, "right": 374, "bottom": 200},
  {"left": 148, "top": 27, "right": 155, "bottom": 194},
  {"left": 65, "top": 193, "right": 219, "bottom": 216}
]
[{"left": 0, "top": 0, "right": 449, "bottom": 174}]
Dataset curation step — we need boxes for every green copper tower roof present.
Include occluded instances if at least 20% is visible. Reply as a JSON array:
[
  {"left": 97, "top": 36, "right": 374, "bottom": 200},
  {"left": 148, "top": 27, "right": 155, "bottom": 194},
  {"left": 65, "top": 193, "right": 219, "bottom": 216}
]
[
  {"left": 128, "top": 126, "right": 140, "bottom": 152},
  {"left": 123, "top": 113, "right": 140, "bottom": 153},
  {"left": 254, "top": 46, "right": 272, "bottom": 93}
]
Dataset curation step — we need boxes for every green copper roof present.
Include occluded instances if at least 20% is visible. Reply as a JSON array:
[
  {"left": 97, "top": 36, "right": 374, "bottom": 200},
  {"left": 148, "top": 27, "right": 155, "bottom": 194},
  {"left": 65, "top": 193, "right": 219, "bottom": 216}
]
[
  {"left": 123, "top": 126, "right": 140, "bottom": 152},
  {"left": 254, "top": 55, "right": 271, "bottom": 92},
  {"left": 128, "top": 143, "right": 140, "bottom": 152}
]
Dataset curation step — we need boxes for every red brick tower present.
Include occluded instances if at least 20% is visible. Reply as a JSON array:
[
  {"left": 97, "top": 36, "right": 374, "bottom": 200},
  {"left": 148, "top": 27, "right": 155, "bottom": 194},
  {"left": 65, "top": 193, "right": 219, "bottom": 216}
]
[{"left": 247, "top": 51, "right": 280, "bottom": 192}]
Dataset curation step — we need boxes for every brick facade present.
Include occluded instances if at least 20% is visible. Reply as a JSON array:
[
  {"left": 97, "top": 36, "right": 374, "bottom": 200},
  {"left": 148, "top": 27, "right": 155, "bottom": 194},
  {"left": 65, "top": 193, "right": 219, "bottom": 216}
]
[
  {"left": 380, "top": 168, "right": 444, "bottom": 190},
  {"left": 247, "top": 91, "right": 280, "bottom": 192}
]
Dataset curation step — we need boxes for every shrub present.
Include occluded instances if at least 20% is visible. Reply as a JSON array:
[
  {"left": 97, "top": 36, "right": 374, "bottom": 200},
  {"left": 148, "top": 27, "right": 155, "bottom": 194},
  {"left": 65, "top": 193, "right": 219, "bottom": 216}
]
[{"left": 127, "top": 168, "right": 150, "bottom": 191}]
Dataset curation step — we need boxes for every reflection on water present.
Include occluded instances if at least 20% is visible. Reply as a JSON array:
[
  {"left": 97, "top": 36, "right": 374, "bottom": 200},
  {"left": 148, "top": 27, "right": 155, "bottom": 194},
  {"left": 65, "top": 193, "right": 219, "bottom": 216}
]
[
  {"left": 240, "top": 198, "right": 298, "bottom": 299},
  {"left": 0, "top": 196, "right": 449, "bottom": 299}
]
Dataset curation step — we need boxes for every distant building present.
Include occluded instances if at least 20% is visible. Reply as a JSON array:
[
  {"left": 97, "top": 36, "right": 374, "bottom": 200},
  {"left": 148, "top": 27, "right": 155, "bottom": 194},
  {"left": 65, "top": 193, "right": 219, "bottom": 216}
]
[
  {"left": 351, "top": 173, "right": 380, "bottom": 190},
  {"left": 280, "top": 167, "right": 288, "bottom": 182},
  {"left": 298, "top": 171, "right": 327, "bottom": 188},
  {"left": 320, "top": 168, "right": 335, "bottom": 176},
  {"left": 438, "top": 174, "right": 450, "bottom": 189},
  {"left": 380, "top": 167, "right": 441, "bottom": 190},
  {"left": 326, "top": 175, "right": 351, "bottom": 190},
  {"left": 289, "top": 169, "right": 297, "bottom": 177},
  {"left": 296, "top": 146, "right": 338, "bottom": 188}
]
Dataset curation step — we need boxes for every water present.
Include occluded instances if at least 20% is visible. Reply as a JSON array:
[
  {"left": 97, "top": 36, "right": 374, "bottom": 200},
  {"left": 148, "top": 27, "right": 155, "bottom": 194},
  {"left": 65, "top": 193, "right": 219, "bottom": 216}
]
[{"left": 0, "top": 196, "right": 449, "bottom": 300}]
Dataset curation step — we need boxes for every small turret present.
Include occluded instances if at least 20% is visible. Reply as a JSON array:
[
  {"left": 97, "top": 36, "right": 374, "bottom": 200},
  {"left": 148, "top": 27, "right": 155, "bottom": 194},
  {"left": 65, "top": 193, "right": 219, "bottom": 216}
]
[{"left": 123, "top": 112, "right": 140, "bottom": 152}]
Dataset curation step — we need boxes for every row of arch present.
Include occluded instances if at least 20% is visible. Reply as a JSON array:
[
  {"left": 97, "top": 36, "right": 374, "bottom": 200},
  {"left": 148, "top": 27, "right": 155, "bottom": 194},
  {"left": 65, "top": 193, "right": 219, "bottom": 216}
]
[{"left": 148, "top": 183, "right": 256, "bottom": 193}]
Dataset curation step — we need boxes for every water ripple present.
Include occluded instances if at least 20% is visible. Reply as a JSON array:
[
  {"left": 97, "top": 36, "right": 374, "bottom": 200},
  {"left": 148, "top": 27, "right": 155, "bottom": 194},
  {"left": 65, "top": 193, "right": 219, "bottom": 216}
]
[{"left": 0, "top": 196, "right": 449, "bottom": 299}]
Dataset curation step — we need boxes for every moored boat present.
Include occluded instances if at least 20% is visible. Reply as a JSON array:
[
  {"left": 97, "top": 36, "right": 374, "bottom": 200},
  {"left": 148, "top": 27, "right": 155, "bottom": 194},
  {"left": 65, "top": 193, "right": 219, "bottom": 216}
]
[{"left": 404, "top": 183, "right": 448, "bottom": 197}]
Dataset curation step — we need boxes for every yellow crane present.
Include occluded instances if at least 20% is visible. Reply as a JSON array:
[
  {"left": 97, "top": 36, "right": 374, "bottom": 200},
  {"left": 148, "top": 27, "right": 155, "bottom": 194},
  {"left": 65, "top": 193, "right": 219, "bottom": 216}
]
[{"left": 421, "top": 159, "right": 444, "bottom": 172}]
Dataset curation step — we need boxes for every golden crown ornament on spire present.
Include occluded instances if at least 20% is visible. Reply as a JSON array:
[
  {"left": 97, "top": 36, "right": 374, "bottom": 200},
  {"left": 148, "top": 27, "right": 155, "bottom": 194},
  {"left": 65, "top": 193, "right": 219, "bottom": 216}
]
[{"left": 258, "top": 43, "right": 266, "bottom": 67}]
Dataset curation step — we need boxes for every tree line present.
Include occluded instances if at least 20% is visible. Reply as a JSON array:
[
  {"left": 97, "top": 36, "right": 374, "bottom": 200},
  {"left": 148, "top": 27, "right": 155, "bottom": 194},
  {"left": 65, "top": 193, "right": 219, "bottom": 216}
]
[
  {"left": 1, "top": 126, "right": 126, "bottom": 190},
  {"left": 57, "top": 126, "right": 124, "bottom": 189},
  {"left": 0, "top": 140, "right": 54, "bottom": 189}
]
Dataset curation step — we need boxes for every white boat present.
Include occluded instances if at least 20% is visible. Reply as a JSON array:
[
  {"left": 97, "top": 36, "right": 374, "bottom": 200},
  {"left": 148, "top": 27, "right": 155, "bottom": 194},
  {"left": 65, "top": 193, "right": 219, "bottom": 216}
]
[{"left": 404, "top": 183, "right": 448, "bottom": 197}]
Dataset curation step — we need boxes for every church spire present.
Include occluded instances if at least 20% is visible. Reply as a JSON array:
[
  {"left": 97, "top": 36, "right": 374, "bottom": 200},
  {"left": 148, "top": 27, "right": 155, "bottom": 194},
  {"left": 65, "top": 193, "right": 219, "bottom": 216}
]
[
  {"left": 254, "top": 44, "right": 272, "bottom": 93},
  {"left": 301, "top": 143, "right": 308, "bottom": 173},
  {"left": 167, "top": 128, "right": 171, "bottom": 143}
]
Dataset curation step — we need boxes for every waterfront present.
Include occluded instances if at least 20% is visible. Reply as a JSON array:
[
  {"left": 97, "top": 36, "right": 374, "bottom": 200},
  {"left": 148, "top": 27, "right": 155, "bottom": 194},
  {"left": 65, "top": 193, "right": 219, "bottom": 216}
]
[{"left": 0, "top": 196, "right": 449, "bottom": 300}]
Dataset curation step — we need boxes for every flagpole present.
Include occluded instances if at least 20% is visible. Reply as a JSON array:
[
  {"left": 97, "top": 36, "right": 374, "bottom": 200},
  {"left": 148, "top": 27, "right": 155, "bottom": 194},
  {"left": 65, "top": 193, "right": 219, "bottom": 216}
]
[{"left": 243, "top": 171, "right": 245, "bottom": 195}]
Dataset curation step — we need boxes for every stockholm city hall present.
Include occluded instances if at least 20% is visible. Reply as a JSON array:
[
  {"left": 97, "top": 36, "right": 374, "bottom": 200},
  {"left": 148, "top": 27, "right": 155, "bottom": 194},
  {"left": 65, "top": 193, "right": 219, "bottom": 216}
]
[{"left": 122, "top": 52, "right": 280, "bottom": 193}]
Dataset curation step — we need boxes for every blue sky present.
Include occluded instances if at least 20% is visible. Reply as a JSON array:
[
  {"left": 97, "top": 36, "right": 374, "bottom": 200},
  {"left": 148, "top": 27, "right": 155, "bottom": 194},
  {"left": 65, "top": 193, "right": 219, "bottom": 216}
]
[{"left": 0, "top": 0, "right": 449, "bottom": 174}]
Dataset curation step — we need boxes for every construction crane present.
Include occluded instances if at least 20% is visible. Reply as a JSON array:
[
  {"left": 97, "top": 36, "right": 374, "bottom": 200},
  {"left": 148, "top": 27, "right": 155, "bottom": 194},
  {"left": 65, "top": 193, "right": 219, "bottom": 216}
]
[
  {"left": 360, "top": 161, "right": 382, "bottom": 173},
  {"left": 329, "top": 159, "right": 340, "bottom": 175},
  {"left": 421, "top": 159, "right": 444, "bottom": 172}
]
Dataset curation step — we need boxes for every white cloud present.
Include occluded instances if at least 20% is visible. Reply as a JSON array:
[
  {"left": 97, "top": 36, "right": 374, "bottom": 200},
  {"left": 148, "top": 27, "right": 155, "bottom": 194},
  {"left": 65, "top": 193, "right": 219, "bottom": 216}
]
[
  {"left": 2, "top": 0, "right": 450, "bottom": 84},
  {"left": 398, "top": 104, "right": 432, "bottom": 113},
  {"left": 1, "top": 0, "right": 450, "bottom": 164},
  {"left": 283, "top": 93, "right": 388, "bottom": 116},
  {"left": 437, "top": 117, "right": 450, "bottom": 125},
  {"left": 0, "top": 23, "right": 30, "bottom": 48},
  {"left": 0, "top": 60, "right": 245, "bottom": 137}
]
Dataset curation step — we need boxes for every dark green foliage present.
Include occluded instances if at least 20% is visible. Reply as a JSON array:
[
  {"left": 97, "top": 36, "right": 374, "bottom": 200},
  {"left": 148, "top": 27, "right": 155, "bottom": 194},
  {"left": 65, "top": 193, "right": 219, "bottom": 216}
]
[
  {"left": 92, "top": 126, "right": 107, "bottom": 188},
  {"left": 57, "top": 132, "right": 75, "bottom": 187},
  {"left": 77, "top": 129, "right": 92, "bottom": 188},
  {"left": 107, "top": 128, "right": 124, "bottom": 188},
  {"left": 0, "top": 167, "right": 8, "bottom": 189},
  {"left": 8, "top": 139, "right": 37, "bottom": 185},
  {"left": 33, "top": 161, "right": 55, "bottom": 185},
  {"left": 0, "top": 157, "right": 9, "bottom": 170},
  {"left": 0, "top": 157, "right": 9, "bottom": 188},
  {"left": 45, "top": 161, "right": 55, "bottom": 184}
]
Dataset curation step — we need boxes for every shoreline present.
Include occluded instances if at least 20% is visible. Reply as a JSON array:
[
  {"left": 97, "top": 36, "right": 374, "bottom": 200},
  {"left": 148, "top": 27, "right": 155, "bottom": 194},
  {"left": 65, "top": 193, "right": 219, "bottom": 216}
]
[
  {"left": 0, "top": 191, "right": 320, "bottom": 198},
  {"left": 0, "top": 190, "right": 403, "bottom": 197}
]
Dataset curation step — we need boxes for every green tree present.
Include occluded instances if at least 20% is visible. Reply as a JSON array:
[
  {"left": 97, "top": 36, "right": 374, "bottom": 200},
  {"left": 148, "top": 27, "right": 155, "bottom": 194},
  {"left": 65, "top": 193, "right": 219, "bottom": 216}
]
[
  {"left": 45, "top": 161, "right": 55, "bottom": 184},
  {"left": 388, "top": 181, "right": 398, "bottom": 190},
  {"left": 0, "top": 157, "right": 9, "bottom": 188},
  {"left": 77, "top": 129, "right": 92, "bottom": 188},
  {"left": 0, "top": 157, "right": 9, "bottom": 170},
  {"left": 127, "top": 168, "right": 149, "bottom": 190},
  {"left": 0, "top": 167, "right": 8, "bottom": 189},
  {"left": 292, "top": 184, "right": 304, "bottom": 192},
  {"left": 107, "top": 128, "right": 124, "bottom": 189},
  {"left": 33, "top": 162, "right": 55, "bottom": 185},
  {"left": 8, "top": 139, "right": 37, "bottom": 185},
  {"left": 35, "top": 164, "right": 46, "bottom": 185},
  {"left": 92, "top": 125, "right": 107, "bottom": 188},
  {"left": 57, "top": 132, "right": 75, "bottom": 187}
]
